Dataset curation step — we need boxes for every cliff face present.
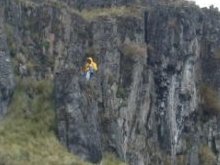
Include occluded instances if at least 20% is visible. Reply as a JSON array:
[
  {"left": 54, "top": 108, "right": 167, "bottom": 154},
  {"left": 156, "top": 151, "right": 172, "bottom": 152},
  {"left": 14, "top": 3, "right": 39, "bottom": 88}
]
[
  {"left": 56, "top": 3, "right": 220, "bottom": 165},
  {"left": 0, "top": 6, "right": 14, "bottom": 118},
  {"left": 1, "top": 0, "right": 220, "bottom": 165},
  {"left": 55, "top": 14, "right": 147, "bottom": 164}
]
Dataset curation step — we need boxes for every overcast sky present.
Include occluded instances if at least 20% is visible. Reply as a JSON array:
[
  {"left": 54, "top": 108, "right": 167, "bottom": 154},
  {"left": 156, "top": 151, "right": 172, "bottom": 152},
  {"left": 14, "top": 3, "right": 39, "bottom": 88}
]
[{"left": 191, "top": 0, "right": 220, "bottom": 9}]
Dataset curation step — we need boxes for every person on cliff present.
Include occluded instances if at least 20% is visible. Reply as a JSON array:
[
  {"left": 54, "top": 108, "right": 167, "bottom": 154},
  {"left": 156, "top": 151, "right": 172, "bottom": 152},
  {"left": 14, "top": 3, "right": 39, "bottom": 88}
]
[{"left": 82, "top": 57, "right": 98, "bottom": 80}]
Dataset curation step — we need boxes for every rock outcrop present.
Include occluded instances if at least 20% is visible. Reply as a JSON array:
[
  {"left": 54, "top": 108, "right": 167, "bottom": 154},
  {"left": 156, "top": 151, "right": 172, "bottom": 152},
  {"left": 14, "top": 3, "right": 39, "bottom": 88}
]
[
  {"left": 0, "top": 6, "right": 14, "bottom": 118},
  {"left": 55, "top": 4, "right": 220, "bottom": 165},
  {"left": 1, "top": 0, "right": 220, "bottom": 165},
  {"left": 55, "top": 14, "right": 147, "bottom": 163}
]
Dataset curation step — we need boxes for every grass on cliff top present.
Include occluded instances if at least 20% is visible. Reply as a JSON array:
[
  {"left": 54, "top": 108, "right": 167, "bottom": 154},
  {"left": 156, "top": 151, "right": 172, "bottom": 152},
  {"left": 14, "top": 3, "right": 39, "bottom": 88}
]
[
  {"left": 0, "top": 77, "right": 125, "bottom": 165},
  {"left": 15, "top": 0, "right": 144, "bottom": 21},
  {"left": 14, "top": 0, "right": 199, "bottom": 21},
  {"left": 199, "top": 145, "right": 216, "bottom": 165},
  {"left": 200, "top": 85, "right": 220, "bottom": 115},
  {"left": 14, "top": 0, "right": 38, "bottom": 7},
  {"left": 80, "top": 6, "right": 144, "bottom": 20}
]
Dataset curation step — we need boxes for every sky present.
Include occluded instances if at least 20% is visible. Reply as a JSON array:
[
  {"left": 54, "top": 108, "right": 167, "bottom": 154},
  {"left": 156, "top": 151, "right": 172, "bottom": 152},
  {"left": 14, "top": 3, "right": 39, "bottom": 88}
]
[{"left": 191, "top": 0, "right": 220, "bottom": 9}]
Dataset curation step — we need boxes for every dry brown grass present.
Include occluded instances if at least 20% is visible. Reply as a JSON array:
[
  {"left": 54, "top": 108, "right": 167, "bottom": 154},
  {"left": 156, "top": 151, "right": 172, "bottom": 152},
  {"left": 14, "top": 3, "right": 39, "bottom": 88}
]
[
  {"left": 0, "top": 78, "right": 91, "bottom": 165},
  {"left": 199, "top": 146, "right": 216, "bottom": 165},
  {"left": 119, "top": 42, "right": 147, "bottom": 59},
  {"left": 214, "top": 47, "right": 220, "bottom": 59},
  {"left": 167, "top": 18, "right": 178, "bottom": 30},
  {"left": 0, "top": 77, "right": 127, "bottom": 165},
  {"left": 164, "top": 155, "right": 186, "bottom": 165},
  {"left": 15, "top": 0, "right": 144, "bottom": 21},
  {"left": 101, "top": 154, "right": 126, "bottom": 165},
  {"left": 200, "top": 85, "right": 220, "bottom": 114},
  {"left": 81, "top": 6, "right": 143, "bottom": 20}
]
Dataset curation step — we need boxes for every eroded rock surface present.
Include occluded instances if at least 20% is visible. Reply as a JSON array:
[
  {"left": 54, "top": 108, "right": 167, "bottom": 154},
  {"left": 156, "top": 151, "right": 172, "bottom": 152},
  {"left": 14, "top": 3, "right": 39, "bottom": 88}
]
[
  {"left": 0, "top": 7, "right": 14, "bottom": 118},
  {"left": 1, "top": 0, "right": 220, "bottom": 165}
]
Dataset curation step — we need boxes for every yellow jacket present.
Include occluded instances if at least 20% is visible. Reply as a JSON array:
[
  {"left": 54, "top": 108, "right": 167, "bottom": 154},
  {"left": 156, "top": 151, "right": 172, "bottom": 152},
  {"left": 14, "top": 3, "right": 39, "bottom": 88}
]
[{"left": 83, "top": 57, "right": 98, "bottom": 72}]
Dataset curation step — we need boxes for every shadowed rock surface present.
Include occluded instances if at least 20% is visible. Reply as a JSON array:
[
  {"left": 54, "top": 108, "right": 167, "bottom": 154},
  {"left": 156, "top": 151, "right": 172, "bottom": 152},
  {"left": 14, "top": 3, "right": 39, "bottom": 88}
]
[
  {"left": 0, "top": 7, "right": 14, "bottom": 118},
  {"left": 1, "top": 0, "right": 220, "bottom": 165}
]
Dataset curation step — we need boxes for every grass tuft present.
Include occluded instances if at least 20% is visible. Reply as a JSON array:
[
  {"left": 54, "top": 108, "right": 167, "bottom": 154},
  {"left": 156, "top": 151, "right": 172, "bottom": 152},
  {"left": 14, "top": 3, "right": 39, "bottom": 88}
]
[
  {"left": 200, "top": 85, "right": 220, "bottom": 115},
  {"left": 199, "top": 145, "right": 216, "bottom": 165},
  {"left": 101, "top": 154, "right": 126, "bottom": 165},
  {"left": 119, "top": 42, "right": 147, "bottom": 60},
  {"left": 81, "top": 6, "right": 143, "bottom": 20}
]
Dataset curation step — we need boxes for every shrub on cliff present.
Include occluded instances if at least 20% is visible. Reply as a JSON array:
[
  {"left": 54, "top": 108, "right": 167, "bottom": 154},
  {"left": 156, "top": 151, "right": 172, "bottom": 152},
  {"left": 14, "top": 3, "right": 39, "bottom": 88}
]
[
  {"left": 200, "top": 85, "right": 220, "bottom": 115},
  {"left": 199, "top": 145, "right": 216, "bottom": 165},
  {"left": 81, "top": 6, "right": 143, "bottom": 20},
  {"left": 119, "top": 42, "right": 146, "bottom": 59}
]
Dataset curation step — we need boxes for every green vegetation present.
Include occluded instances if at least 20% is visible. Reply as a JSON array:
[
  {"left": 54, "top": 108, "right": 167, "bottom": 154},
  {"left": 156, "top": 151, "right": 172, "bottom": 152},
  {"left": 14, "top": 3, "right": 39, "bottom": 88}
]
[
  {"left": 4, "top": 1, "right": 139, "bottom": 164},
  {"left": 81, "top": 6, "right": 143, "bottom": 20},
  {"left": 0, "top": 77, "right": 126, "bottom": 165},
  {"left": 200, "top": 85, "right": 220, "bottom": 114},
  {"left": 116, "top": 86, "right": 128, "bottom": 99},
  {"left": 4, "top": 23, "right": 17, "bottom": 58},
  {"left": 42, "top": 40, "right": 50, "bottom": 51},
  {"left": 214, "top": 47, "right": 220, "bottom": 59},
  {"left": 0, "top": 77, "right": 88, "bottom": 165},
  {"left": 199, "top": 145, "right": 216, "bottom": 165},
  {"left": 15, "top": 0, "right": 38, "bottom": 7},
  {"left": 15, "top": 0, "right": 144, "bottom": 21},
  {"left": 101, "top": 154, "right": 126, "bottom": 165},
  {"left": 119, "top": 43, "right": 146, "bottom": 59},
  {"left": 164, "top": 155, "right": 186, "bottom": 165}
]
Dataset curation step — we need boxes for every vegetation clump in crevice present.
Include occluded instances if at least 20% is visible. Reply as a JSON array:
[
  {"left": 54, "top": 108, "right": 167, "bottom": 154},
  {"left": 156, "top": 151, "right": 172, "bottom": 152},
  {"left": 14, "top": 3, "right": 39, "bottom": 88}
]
[
  {"left": 81, "top": 6, "right": 144, "bottom": 21},
  {"left": 200, "top": 85, "right": 220, "bottom": 115},
  {"left": 119, "top": 42, "right": 147, "bottom": 60},
  {"left": 199, "top": 145, "right": 216, "bottom": 165}
]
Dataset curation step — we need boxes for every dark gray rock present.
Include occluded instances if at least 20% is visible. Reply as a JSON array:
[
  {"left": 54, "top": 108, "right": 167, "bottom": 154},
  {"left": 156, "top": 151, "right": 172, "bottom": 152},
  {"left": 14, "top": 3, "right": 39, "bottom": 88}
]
[
  {"left": 0, "top": 7, "right": 14, "bottom": 118},
  {"left": 55, "top": 14, "right": 148, "bottom": 163},
  {"left": 1, "top": 0, "right": 220, "bottom": 165},
  {"left": 54, "top": 4, "right": 220, "bottom": 165}
]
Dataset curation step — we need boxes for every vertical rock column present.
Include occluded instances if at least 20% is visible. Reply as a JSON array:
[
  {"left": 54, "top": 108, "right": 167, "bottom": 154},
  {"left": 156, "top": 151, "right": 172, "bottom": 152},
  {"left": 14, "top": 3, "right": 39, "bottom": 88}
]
[
  {"left": 55, "top": 12, "right": 103, "bottom": 163},
  {"left": 91, "top": 15, "right": 149, "bottom": 165},
  {"left": 0, "top": 7, "right": 14, "bottom": 118},
  {"left": 146, "top": 6, "right": 202, "bottom": 164}
]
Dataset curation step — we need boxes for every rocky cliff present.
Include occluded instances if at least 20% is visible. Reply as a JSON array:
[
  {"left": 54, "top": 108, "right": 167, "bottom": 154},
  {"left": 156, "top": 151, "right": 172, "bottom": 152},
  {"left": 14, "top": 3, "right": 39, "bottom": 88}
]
[
  {"left": 0, "top": 5, "right": 14, "bottom": 118},
  {"left": 1, "top": 0, "right": 220, "bottom": 165}
]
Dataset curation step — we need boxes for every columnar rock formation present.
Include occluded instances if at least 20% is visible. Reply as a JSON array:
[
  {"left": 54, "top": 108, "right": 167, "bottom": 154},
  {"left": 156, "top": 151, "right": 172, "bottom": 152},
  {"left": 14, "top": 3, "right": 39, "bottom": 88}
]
[
  {"left": 0, "top": 6, "right": 14, "bottom": 118},
  {"left": 1, "top": 0, "right": 220, "bottom": 165}
]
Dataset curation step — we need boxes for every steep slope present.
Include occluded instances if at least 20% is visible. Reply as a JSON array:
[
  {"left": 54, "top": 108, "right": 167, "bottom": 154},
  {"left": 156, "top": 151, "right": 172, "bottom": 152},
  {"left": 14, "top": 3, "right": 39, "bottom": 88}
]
[
  {"left": 0, "top": 6, "right": 14, "bottom": 118},
  {"left": 0, "top": 0, "right": 128, "bottom": 165},
  {"left": 147, "top": 6, "right": 220, "bottom": 165},
  {"left": 55, "top": 3, "right": 220, "bottom": 165},
  {"left": 55, "top": 13, "right": 147, "bottom": 164},
  {"left": 1, "top": 0, "right": 220, "bottom": 165}
]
